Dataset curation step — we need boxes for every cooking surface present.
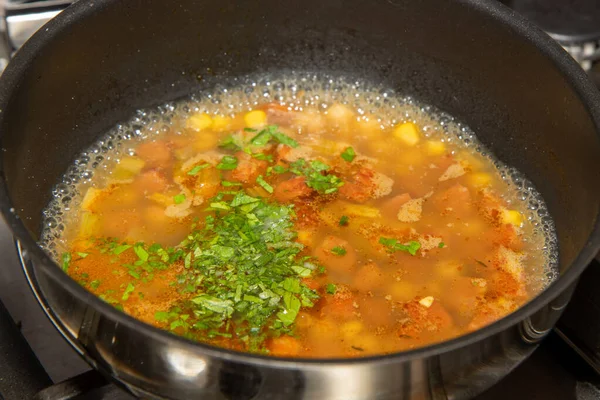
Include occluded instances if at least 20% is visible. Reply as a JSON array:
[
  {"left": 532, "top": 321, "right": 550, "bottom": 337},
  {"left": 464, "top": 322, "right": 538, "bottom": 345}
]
[{"left": 1, "top": 0, "right": 600, "bottom": 399}]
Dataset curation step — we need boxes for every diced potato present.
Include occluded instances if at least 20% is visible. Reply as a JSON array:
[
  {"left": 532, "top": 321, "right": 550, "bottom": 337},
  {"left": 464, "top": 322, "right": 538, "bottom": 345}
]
[
  {"left": 439, "top": 162, "right": 467, "bottom": 182},
  {"left": 350, "top": 334, "right": 378, "bottom": 351},
  {"left": 244, "top": 110, "right": 267, "bottom": 128},
  {"left": 354, "top": 263, "right": 385, "bottom": 292},
  {"left": 211, "top": 115, "right": 231, "bottom": 132},
  {"left": 192, "top": 133, "right": 218, "bottom": 152},
  {"left": 341, "top": 320, "right": 364, "bottom": 339},
  {"left": 79, "top": 212, "right": 99, "bottom": 237},
  {"left": 426, "top": 140, "right": 446, "bottom": 155},
  {"left": 81, "top": 187, "right": 101, "bottom": 211},
  {"left": 148, "top": 192, "right": 174, "bottom": 207},
  {"left": 327, "top": 103, "right": 353, "bottom": 124},
  {"left": 112, "top": 157, "right": 146, "bottom": 180},
  {"left": 342, "top": 203, "right": 381, "bottom": 218},
  {"left": 186, "top": 113, "right": 213, "bottom": 131},
  {"left": 388, "top": 281, "right": 417, "bottom": 302},
  {"left": 468, "top": 172, "right": 492, "bottom": 188},
  {"left": 397, "top": 198, "right": 423, "bottom": 222},
  {"left": 419, "top": 296, "right": 435, "bottom": 308},
  {"left": 501, "top": 209, "right": 523, "bottom": 227},
  {"left": 296, "top": 110, "right": 325, "bottom": 132},
  {"left": 393, "top": 122, "right": 420, "bottom": 146},
  {"left": 435, "top": 260, "right": 463, "bottom": 279}
]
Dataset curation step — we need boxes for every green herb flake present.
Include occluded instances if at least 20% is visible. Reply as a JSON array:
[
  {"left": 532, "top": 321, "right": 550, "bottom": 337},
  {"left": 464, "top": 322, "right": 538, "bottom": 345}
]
[
  {"left": 90, "top": 280, "right": 101, "bottom": 289},
  {"left": 187, "top": 164, "right": 210, "bottom": 176},
  {"left": 273, "top": 165, "right": 288, "bottom": 174},
  {"left": 113, "top": 244, "right": 132, "bottom": 255},
  {"left": 249, "top": 129, "right": 273, "bottom": 146},
  {"left": 221, "top": 180, "right": 242, "bottom": 187},
  {"left": 339, "top": 215, "right": 349, "bottom": 226},
  {"left": 219, "top": 135, "right": 242, "bottom": 151},
  {"left": 61, "top": 252, "right": 72, "bottom": 272},
  {"left": 256, "top": 175, "right": 274, "bottom": 194},
  {"left": 216, "top": 155, "right": 239, "bottom": 170},
  {"left": 173, "top": 193, "right": 187, "bottom": 204},
  {"left": 77, "top": 252, "right": 89, "bottom": 259},
  {"left": 379, "top": 237, "right": 421, "bottom": 256},
  {"left": 438, "top": 242, "right": 445, "bottom": 248},
  {"left": 134, "top": 245, "right": 149, "bottom": 262},
  {"left": 155, "top": 311, "right": 170, "bottom": 322},
  {"left": 326, "top": 283, "right": 337, "bottom": 295},
  {"left": 272, "top": 131, "right": 299, "bottom": 148},
  {"left": 122, "top": 283, "right": 135, "bottom": 301},
  {"left": 330, "top": 246, "right": 347, "bottom": 256},
  {"left": 341, "top": 147, "right": 356, "bottom": 162},
  {"left": 289, "top": 158, "right": 344, "bottom": 194}
]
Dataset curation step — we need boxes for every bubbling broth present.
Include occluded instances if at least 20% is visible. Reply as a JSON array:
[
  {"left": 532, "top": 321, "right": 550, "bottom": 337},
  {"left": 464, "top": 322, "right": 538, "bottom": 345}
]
[{"left": 41, "top": 74, "right": 557, "bottom": 358}]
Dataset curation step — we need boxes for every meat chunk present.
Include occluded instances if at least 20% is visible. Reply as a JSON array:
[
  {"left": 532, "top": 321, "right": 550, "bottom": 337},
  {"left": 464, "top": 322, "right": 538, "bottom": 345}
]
[
  {"left": 339, "top": 166, "right": 393, "bottom": 203},
  {"left": 135, "top": 140, "right": 172, "bottom": 167},
  {"left": 313, "top": 235, "right": 357, "bottom": 274},
  {"left": 230, "top": 151, "right": 268, "bottom": 183},
  {"left": 274, "top": 177, "right": 313, "bottom": 202}
]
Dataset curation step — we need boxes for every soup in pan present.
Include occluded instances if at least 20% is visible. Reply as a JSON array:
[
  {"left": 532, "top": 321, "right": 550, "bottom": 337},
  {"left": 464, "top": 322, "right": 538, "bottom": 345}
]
[{"left": 42, "top": 76, "right": 557, "bottom": 358}]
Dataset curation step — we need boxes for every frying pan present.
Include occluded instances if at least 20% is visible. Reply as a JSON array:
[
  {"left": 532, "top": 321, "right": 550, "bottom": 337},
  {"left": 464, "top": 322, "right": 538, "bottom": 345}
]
[{"left": 0, "top": 0, "right": 599, "bottom": 399}]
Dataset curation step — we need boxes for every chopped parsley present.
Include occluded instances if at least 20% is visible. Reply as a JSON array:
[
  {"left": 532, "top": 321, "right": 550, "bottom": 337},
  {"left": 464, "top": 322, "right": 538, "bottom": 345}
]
[
  {"left": 90, "top": 280, "right": 102, "bottom": 289},
  {"left": 330, "top": 246, "right": 347, "bottom": 256},
  {"left": 112, "top": 244, "right": 132, "bottom": 255},
  {"left": 216, "top": 155, "right": 238, "bottom": 170},
  {"left": 379, "top": 237, "right": 421, "bottom": 256},
  {"left": 326, "top": 283, "right": 337, "bottom": 295},
  {"left": 438, "top": 242, "right": 445, "bottom": 248},
  {"left": 187, "top": 164, "right": 210, "bottom": 176},
  {"left": 122, "top": 283, "right": 135, "bottom": 301},
  {"left": 339, "top": 215, "right": 349, "bottom": 226},
  {"left": 61, "top": 252, "right": 71, "bottom": 272},
  {"left": 141, "top": 189, "right": 321, "bottom": 347},
  {"left": 341, "top": 147, "right": 356, "bottom": 162},
  {"left": 256, "top": 175, "right": 274, "bottom": 193},
  {"left": 173, "top": 193, "right": 187, "bottom": 204},
  {"left": 289, "top": 159, "right": 344, "bottom": 194},
  {"left": 273, "top": 165, "right": 288, "bottom": 174},
  {"left": 77, "top": 252, "right": 89, "bottom": 259},
  {"left": 221, "top": 180, "right": 242, "bottom": 187},
  {"left": 249, "top": 125, "right": 299, "bottom": 148}
]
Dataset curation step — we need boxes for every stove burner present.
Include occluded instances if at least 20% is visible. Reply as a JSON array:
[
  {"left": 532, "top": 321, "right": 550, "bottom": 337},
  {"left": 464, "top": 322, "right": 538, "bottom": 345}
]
[{"left": 504, "top": 0, "right": 600, "bottom": 43}]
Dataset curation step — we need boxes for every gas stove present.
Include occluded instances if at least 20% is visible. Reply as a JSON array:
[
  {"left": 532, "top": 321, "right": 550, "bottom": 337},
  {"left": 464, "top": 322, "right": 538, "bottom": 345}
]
[{"left": 1, "top": 1, "right": 600, "bottom": 399}]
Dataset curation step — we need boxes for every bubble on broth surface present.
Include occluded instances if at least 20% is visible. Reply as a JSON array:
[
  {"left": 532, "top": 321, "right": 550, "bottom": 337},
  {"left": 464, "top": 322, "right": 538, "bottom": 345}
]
[{"left": 40, "top": 72, "right": 558, "bottom": 289}]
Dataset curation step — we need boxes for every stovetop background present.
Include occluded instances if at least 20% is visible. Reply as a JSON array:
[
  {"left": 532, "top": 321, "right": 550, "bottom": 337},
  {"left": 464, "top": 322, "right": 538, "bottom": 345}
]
[{"left": 1, "top": 1, "right": 600, "bottom": 399}]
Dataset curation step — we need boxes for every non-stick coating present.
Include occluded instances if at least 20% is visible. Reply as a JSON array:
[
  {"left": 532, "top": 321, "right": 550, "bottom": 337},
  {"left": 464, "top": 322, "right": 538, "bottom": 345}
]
[{"left": 0, "top": 0, "right": 599, "bottom": 368}]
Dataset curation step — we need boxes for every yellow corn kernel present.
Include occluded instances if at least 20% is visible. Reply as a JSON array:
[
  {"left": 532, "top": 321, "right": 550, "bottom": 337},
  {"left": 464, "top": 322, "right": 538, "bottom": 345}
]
[
  {"left": 192, "top": 133, "right": 218, "bottom": 152},
  {"left": 426, "top": 140, "right": 446, "bottom": 155},
  {"left": 79, "top": 212, "right": 99, "bottom": 237},
  {"left": 81, "top": 187, "right": 101, "bottom": 211},
  {"left": 341, "top": 320, "right": 364, "bottom": 339},
  {"left": 244, "top": 110, "right": 267, "bottom": 128},
  {"left": 393, "top": 122, "right": 420, "bottom": 146},
  {"left": 186, "top": 113, "right": 213, "bottom": 131},
  {"left": 502, "top": 209, "right": 523, "bottom": 227},
  {"left": 342, "top": 203, "right": 381, "bottom": 218},
  {"left": 211, "top": 115, "right": 231, "bottom": 132},
  {"left": 468, "top": 172, "right": 492, "bottom": 188},
  {"left": 112, "top": 156, "right": 145, "bottom": 180}
]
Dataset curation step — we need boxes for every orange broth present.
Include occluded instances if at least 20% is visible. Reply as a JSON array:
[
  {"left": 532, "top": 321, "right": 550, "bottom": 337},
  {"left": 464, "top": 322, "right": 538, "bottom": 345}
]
[{"left": 42, "top": 83, "right": 555, "bottom": 358}]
